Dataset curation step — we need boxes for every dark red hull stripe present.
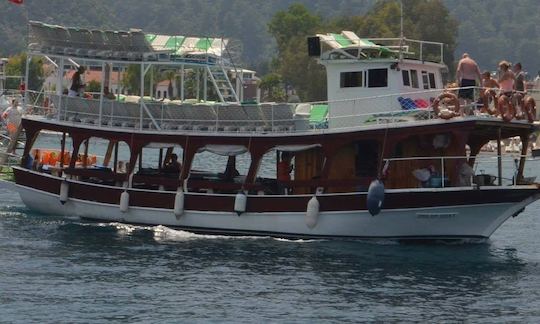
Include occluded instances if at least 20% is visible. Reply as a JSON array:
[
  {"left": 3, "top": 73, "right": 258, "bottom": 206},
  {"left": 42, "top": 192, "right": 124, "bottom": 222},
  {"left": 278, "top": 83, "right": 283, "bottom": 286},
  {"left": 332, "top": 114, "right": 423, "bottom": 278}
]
[{"left": 15, "top": 168, "right": 540, "bottom": 212}]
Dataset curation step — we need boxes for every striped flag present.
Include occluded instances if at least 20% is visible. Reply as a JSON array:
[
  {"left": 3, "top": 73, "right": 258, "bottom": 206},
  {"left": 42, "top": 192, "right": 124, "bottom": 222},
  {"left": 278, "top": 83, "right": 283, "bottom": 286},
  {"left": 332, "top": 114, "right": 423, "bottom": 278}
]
[{"left": 8, "top": 0, "right": 24, "bottom": 4}]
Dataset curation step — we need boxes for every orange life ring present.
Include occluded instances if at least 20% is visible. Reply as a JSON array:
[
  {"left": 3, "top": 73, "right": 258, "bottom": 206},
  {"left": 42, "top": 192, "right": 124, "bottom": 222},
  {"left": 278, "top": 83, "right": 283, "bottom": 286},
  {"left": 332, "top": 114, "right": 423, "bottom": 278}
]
[
  {"left": 432, "top": 92, "right": 460, "bottom": 119},
  {"left": 497, "top": 95, "right": 515, "bottom": 122},
  {"left": 481, "top": 89, "right": 498, "bottom": 115},
  {"left": 524, "top": 96, "right": 537, "bottom": 123}
]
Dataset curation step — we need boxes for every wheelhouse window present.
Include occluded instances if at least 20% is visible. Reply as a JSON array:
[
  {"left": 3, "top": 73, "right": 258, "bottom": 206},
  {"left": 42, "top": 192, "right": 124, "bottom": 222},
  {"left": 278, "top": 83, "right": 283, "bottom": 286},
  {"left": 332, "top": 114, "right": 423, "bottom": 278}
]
[
  {"left": 368, "top": 68, "right": 388, "bottom": 88},
  {"left": 340, "top": 71, "right": 363, "bottom": 88},
  {"left": 428, "top": 72, "right": 436, "bottom": 88},
  {"left": 421, "top": 71, "right": 429, "bottom": 89},
  {"left": 402, "top": 70, "right": 410, "bottom": 86},
  {"left": 410, "top": 70, "right": 419, "bottom": 88}
]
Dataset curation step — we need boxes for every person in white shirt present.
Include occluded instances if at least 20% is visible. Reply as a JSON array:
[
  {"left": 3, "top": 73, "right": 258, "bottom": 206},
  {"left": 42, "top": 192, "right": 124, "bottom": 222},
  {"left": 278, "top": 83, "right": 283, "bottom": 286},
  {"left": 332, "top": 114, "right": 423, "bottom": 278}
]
[{"left": 2, "top": 99, "right": 22, "bottom": 135}]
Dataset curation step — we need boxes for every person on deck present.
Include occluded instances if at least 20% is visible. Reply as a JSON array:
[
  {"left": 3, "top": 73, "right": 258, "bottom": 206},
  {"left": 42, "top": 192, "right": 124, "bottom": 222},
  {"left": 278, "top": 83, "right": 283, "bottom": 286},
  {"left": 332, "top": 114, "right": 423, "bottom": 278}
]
[
  {"left": 2, "top": 99, "right": 22, "bottom": 136},
  {"left": 498, "top": 61, "right": 515, "bottom": 96},
  {"left": 163, "top": 153, "right": 182, "bottom": 173},
  {"left": 456, "top": 53, "right": 482, "bottom": 107},
  {"left": 513, "top": 63, "right": 527, "bottom": 93},
  {"left": 68, "top": 66, "right": 86, "bottom": 97},
  {"left": 482, "top": 71, "right": 499, "bottom": 89}
]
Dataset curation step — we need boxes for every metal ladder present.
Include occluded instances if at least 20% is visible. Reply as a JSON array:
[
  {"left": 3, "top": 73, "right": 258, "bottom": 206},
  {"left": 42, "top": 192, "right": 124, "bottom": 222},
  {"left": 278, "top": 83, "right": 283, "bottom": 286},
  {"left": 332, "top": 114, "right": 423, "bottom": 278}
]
[{"left": 206, "top": 64, "right": 239, "bottom": 103}]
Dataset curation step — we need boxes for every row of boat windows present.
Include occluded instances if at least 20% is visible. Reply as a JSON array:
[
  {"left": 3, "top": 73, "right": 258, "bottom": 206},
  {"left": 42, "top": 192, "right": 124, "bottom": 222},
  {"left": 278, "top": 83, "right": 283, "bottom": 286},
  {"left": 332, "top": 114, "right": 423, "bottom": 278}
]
[
  {"left": 339, "top": 68, "right": 437, "bottom": 89},
  {"left": 403, "top": 69, "right": 437, "bottom": 89},
  {"left": 340, "top": 69, "right": 388, "bottom": 88}
]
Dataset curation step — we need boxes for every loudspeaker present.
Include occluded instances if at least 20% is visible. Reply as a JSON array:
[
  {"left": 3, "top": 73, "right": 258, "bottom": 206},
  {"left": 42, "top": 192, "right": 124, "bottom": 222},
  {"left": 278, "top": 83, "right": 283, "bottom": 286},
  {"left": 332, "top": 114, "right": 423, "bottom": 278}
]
[{"left": 307, "top": 36, "right": 321, "bottom": 57}]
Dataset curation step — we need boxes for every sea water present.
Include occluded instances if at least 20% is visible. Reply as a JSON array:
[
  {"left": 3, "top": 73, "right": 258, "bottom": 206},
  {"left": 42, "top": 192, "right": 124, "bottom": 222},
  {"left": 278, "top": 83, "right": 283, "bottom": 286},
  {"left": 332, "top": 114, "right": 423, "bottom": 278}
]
[{"left": 1, "top": 137, "right": 540, "bottom": 322}]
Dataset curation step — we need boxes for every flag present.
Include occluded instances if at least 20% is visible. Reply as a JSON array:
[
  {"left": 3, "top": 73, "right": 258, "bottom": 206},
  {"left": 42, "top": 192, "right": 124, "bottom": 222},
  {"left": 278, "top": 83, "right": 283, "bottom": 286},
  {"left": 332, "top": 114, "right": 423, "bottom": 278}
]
[{"left": 8, "top": 0, "right": 23, "bottom": 4}]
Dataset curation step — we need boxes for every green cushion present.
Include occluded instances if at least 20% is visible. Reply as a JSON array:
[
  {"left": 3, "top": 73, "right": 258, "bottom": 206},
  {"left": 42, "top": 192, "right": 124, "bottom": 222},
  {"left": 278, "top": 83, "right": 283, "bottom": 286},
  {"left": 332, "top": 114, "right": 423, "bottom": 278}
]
[{"left": 309, "top": 104, "right": 328, "bottom": 123}]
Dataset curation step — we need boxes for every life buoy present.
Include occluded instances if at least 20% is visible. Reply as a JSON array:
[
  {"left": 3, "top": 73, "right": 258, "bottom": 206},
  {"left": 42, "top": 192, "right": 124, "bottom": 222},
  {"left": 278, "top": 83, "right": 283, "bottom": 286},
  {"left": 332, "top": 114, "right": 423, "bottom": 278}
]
[
  {"left": 524, "top": 96, "right": 537, "bottom": 123},
  {"left": 481, "top": 89, "right": 498, "bottom": 115},
  {"left": 497, "top": 95, "right": 515, "bottom": 122},
  {"left": 432, "top": 92, "right": 460, "bottom": 119}
]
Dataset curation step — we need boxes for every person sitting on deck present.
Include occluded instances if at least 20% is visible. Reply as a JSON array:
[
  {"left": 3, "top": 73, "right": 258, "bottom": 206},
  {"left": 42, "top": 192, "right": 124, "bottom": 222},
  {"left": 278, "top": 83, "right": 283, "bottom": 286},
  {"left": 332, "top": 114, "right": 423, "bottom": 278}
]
[
  {"left": 163, "top": 153, "right": 181, "bottom": 174},
  {"left": 482, "top": 71, "right": 499, "bottom": 89},
  {"left": 498, "top": 61, "right": 515, "bottom": 96}
]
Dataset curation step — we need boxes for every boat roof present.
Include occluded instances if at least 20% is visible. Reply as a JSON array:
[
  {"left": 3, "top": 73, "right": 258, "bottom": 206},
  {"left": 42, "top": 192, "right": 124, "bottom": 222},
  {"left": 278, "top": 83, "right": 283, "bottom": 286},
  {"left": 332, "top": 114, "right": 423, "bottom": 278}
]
[{"left": 27, "top": 20, "right": 232, "bottom": 61}]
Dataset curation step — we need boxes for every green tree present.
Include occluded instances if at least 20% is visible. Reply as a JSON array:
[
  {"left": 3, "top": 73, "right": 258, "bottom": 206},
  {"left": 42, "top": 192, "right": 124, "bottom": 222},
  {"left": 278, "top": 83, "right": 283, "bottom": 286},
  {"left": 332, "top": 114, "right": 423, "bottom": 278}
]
[
  {"left": 5, "top": 53, "right": 44, "bottom": 91},
  {"left": 258, "top": 73, "right": 286, "bottom": 102},
  {"left": 268, "top": 4, "right": 326, "bottom": 101}
]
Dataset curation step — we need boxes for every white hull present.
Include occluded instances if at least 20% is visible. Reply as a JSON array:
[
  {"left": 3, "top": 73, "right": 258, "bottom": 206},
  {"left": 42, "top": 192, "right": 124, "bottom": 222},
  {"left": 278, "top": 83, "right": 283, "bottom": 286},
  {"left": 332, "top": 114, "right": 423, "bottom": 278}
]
[{"left": 14, "top": 183, "right": 535, "bottom": 239}]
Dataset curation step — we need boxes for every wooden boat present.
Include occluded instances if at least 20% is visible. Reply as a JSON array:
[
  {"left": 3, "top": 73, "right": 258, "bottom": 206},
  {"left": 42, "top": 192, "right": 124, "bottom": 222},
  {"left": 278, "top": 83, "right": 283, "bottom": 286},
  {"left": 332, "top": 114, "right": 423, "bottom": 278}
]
[{"left": 5, "top": 25, "right": 540, "bottom": 240}]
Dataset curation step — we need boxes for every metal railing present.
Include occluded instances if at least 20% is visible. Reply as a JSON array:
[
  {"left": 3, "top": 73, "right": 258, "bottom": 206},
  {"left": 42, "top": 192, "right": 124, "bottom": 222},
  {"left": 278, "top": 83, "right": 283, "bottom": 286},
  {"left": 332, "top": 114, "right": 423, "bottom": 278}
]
[
  {"left": 383, "top": 154, "right": 536, "bottom": 189},
  {"left": 19, "top": 86, "right": 539, "bottom": 134}
]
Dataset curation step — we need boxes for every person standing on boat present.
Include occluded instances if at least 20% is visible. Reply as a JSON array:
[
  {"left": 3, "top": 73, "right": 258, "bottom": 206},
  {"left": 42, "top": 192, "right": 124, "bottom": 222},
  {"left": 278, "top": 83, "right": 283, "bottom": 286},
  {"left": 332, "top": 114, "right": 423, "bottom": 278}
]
[
  {"left": 456, "top": 53, "right": 482, "bottom": 109},
  {"left": 2, "top": 99, "right": 22, "bottom": 136},
  {"left": 68, "top": 66, "right": 86, "bottom": 97},
  {"left": 513, "top": 63, "right": 527, "bottom": 93}
]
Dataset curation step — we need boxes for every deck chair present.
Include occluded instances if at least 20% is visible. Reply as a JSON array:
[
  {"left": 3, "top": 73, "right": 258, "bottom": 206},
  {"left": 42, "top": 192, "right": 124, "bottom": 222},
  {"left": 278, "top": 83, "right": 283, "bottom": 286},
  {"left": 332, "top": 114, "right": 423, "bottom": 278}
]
[
  {"left": 309, "top": 104, "right": 329, "bottom": 129},
  {"left": 215, "top": 104, "right": 248, "bottom": 131},
  {"left": 242, "top": 104, "right": 267, "bottom": 131}
]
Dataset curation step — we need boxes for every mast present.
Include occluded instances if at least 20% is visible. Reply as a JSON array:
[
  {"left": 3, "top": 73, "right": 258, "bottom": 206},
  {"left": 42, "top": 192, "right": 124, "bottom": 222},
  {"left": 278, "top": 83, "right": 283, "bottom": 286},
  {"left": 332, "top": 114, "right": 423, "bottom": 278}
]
[{"left": 399, "top": 0, "right": 404, "bottom": 62}]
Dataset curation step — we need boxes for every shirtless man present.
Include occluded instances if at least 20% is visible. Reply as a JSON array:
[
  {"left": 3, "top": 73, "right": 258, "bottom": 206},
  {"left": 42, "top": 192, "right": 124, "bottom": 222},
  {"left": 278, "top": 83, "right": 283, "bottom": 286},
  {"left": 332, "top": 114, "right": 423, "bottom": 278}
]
[
  {"left": 456, "top": 53, "right": 482, "bottom": 107},
  {"left": 482, "top": 71, "right": 499, "bottom": 89}
]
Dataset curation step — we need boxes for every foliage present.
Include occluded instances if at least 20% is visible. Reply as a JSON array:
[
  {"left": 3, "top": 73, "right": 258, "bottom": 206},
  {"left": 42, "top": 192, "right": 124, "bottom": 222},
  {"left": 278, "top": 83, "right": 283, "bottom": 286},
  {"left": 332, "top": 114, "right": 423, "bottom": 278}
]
[
  {"left": 258, "top": 73, "right": 286, "bottom": 102},
  {"left": 2, "top": 0, "right": 539, "bottom": 95},
  {"left": 85, "top": 80, "right": 101, "bottom": 93},
  {"left": 267, "top": 1, "right": 457, "bottom": 101},
  {"left": 5, "top": 53, "right": 43, "bottom": 91}
]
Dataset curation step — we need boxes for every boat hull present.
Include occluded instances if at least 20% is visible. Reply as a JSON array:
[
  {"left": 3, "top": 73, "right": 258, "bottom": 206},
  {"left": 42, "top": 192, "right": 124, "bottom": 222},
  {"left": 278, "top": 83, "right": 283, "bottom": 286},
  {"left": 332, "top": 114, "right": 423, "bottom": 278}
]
[{"left": 11, "top": 168, "right": 540, "bottom": 240}]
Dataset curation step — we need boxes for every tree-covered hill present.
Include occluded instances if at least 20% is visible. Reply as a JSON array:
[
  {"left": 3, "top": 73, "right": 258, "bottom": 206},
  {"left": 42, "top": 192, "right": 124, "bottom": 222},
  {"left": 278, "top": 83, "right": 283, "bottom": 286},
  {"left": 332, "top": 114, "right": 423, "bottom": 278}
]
[{"left": 0, "top": 0, "right": 539, "bottom": 74}]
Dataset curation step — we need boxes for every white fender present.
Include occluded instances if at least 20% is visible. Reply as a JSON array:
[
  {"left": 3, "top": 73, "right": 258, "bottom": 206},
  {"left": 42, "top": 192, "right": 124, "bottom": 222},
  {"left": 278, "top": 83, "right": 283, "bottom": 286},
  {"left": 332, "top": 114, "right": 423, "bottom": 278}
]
[
  {"left": 173, "top": 189, "right": 185, "bottom": 218},
  {"left": 120, "top": 190, "right": 129, "bottom": 213},
  {"left": 305, "top": 196, "right": 320, "bottom": 229},
  {"left": 234, "top": 192, "right": 247, "bottom": 215},
  {"left": 59, "top": 180, "right": 69, "bottom": 205}
]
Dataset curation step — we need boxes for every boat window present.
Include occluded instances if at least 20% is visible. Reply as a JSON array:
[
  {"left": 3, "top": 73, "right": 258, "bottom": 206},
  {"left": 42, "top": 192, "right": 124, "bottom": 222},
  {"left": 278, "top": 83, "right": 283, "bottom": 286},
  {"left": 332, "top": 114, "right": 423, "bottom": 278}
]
[
  {"left": 368, "top": 68, "right": 388, "bottom": 88},
  {"left": 340, "top": 71, "right": 363, "bottom": 88},
  {"left": 410, "top": 70, "right": 419, "bottom": 88},
  {"left": 402, "top": 70, "right": 410, "bottom": 86},
  {"left": 421, "top": 71, "right": 429, "bottom": 89},
  {"left": 428, "top": 72, "right": 436, "bottom": 88}
]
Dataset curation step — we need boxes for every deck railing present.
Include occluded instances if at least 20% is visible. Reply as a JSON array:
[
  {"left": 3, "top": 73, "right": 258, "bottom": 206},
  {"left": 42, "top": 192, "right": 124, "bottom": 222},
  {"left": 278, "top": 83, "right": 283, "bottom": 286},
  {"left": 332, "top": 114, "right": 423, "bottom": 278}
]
[
  {"left": 383, "top": 154, "right": 536, "bottom": 189},
  {"left": 17, "top": 87, "right": 540, "bottom": 134}
]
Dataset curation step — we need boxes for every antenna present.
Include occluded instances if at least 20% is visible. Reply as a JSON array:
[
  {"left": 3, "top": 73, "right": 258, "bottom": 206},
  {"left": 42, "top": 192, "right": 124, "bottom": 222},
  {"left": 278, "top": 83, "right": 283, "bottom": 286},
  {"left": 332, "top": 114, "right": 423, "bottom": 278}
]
[{"left": 399, "top": 0, "right": 404, "bottom": 61}]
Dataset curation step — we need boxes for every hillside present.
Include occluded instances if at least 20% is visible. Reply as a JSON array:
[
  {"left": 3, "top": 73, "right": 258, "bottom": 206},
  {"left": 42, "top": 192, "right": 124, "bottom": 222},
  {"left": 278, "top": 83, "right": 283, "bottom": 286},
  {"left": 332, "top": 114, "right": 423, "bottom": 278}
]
[{"left": 1, "top": 0, "right": 539, "bottom": 74}]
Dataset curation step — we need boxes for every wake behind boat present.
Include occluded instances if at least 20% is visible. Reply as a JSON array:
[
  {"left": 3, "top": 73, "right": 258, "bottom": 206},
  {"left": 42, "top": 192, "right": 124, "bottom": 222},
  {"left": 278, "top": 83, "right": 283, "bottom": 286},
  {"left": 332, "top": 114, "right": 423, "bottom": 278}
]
[{"left": 4, "top": 22, "right": 540, "bottom": 240}]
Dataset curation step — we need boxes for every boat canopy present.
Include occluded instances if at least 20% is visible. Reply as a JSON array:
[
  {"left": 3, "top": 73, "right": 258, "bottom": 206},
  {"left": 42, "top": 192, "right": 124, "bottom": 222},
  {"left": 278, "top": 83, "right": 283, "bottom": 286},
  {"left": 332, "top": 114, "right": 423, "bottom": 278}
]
[
  {"left": 317, "top": 31, "right": 396, "bottom": 59},
  {"left": 145, "top": 34, "right": 228, "bottom": 57},
  {"left": 27, "top": 20, "right": 231, "bottom": 61}
]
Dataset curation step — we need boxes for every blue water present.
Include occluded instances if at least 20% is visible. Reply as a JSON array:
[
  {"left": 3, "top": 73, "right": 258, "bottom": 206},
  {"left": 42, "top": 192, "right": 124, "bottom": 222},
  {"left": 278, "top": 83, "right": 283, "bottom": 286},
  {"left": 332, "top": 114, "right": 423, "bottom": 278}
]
[{"left": 1, "top": 186, "right": 540, "bottom": 323}]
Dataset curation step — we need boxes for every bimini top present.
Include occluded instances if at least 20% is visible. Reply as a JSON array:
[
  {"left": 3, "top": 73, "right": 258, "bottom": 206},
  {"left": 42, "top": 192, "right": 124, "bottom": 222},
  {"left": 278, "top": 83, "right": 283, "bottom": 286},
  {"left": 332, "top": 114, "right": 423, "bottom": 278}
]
[
  {"left": 27, "top": 20, "right": 231, "bottom": 62},
  {"left": 144, "top": 34, "right": 227, "bottom": 57},
  {"left": 317, "top": 31, "right": 396, "bottom": 60}
]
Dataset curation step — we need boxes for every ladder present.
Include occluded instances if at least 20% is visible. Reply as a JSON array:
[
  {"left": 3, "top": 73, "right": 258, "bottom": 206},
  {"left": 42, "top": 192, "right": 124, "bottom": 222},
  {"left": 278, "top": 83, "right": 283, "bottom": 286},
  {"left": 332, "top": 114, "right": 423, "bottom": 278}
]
[{"left": 206, "top": 64, "right": 239, "bottom": 103}]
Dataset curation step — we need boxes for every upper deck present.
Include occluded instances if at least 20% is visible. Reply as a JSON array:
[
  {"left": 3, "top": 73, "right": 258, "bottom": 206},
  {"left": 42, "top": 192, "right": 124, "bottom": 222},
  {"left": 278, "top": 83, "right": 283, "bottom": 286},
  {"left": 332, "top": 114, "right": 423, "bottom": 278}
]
[{"left": 22, "top": 87, "right": 538, "bottom": 138}]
